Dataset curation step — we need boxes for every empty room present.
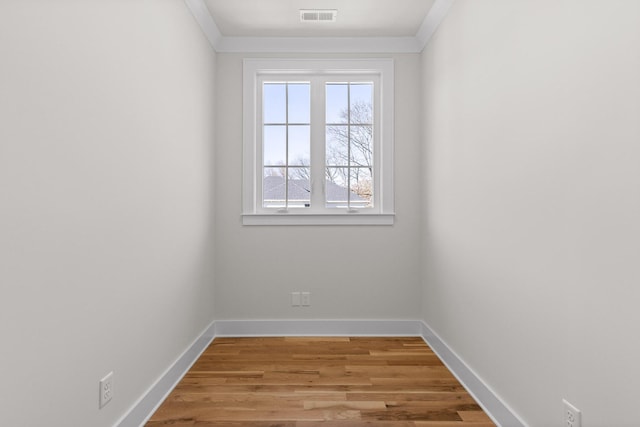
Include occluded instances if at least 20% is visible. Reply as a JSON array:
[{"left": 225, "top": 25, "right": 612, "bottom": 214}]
[{"left": 1, "top": 1, "right": 639, "bottom": 426}]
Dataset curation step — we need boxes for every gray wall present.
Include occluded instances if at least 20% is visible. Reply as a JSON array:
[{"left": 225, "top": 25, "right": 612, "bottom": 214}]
[
  {"left": 0, "top": 1, "right": 217, "bottom": 426},
  {"left": 421, "top": 1, "right": 640, "bottom": 426},
  {"left": 214, "top": 53, "right": 423, "bottom": 320}
]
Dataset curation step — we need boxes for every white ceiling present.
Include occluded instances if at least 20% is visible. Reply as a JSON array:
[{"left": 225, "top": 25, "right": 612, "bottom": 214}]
[
  {"left": 203, "top": 0, "right": 436, "bottom": 38},
  {"left": 184, "top": 0, "right": 453, "bottom": 53}
]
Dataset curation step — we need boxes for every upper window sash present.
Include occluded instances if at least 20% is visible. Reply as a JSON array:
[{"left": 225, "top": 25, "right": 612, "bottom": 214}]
[{"left": 243, "top": 59, "right": 394, "bottom": 225}]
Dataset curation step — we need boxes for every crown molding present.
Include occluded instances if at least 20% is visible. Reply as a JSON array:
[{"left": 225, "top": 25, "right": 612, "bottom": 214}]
[
  {"left": 184, "top": 0, "right": 222, "bottom": 48},
  {"left": 217, "top": 36, "right": 422, "bottom": 53},
  {"left": 184, "top": 0, "right": 454, "bottom": 54},
  {"left": 416, "top": 0, "right": 455, "bottom": 48}
]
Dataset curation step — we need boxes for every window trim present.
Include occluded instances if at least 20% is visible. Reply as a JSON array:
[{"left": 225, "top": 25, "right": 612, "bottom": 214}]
[{"left": 242, "top": 58, "right": 395, "bottom": 225}]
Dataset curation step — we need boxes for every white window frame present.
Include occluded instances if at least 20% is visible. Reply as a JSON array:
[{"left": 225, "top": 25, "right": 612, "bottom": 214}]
[{"left": 242, "top": 58, "right": 394, "bottom": 225}]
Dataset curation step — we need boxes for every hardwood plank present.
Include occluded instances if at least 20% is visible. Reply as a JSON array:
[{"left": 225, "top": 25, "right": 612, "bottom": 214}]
[
  {"left": 284, "top": 337, "right": 352, "bottom": 342},
  {"left": 303, "top": 400, "right": 387, "bottom": 410},
  {"left": 297, "top": 422, "right": 416, "bottom": 427},
  {"left": 458, "top": 411, "right": 494, "bottom": 422},
  {"left": 347, "top": 365, "right": 459, "bottom": 378},
  {"left": 414, "top": 423, "right": 495, "bottom": 427},
  {"left": 346, "top": 392, "right": 476, "bottom": 403}
]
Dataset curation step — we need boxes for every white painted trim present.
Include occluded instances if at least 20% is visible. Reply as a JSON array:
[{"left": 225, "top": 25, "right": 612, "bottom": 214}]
[
  {"left": 183, "top": 0, "right": 222, "bottom": 48},
  {"left": 419, "top": 321, "right": 527, "bottom": 427},
  {"left": 214, "top": 319, "right": 422, "bottom": 337},
  {"left": 115, "top": 321, "right": 216, "bottom": 427},
  {"left": 217, "top": 36, "right": 422, "bottom": 53},
  {"left": 242, "top": 58, "right": 394, "bottom": 225},
  {"left": 416, "top": 0, "right": 456, "bottom": 50},
  {"left": 184, "top": 0, "right": 453, "bottom": 53},
  {"left": 242, "top": 213, "right": 395, "bottom": 226}
]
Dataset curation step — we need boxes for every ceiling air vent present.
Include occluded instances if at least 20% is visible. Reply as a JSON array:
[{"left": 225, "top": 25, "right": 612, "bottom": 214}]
[{"left": 300, "top": 9, "right": 338, "bottom": 23}]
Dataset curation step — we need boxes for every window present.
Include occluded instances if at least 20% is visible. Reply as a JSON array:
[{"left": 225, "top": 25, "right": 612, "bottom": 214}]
[{"left": 243, "top": 59, "right": 394, "bottom": 225}]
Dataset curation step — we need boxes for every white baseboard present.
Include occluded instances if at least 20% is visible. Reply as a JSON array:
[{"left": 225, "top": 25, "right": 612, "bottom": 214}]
[
  {"left": 116, "top": 319, "right": 524, "bottom": 427},
  {"left": 214, "top": 319, "right": 422, "bottom": 337},
  {"left": 115, "top": 321, "right": 216, "bottom": 427},
  {"left": 420, "top": 321, "right": 526, "bottom": 427}
]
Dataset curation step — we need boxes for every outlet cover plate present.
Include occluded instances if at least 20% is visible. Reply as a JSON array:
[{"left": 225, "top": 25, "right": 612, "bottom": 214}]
[
  {"left": 100, "top": 372, "right": 114, "bottom": 409},
  {"left": 301, "top": 292, "right": 311, "bottom": 306},
  {"left": 563, "top": 399, "right": 581, "bottom": 427},
  {"left": 291, "top": 292, "right": 301, "bottom": 306}
]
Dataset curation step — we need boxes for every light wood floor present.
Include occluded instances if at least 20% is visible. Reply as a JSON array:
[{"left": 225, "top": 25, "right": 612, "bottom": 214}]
[{"left": 146, "top": 337, "right": 496, "bottom": 427}]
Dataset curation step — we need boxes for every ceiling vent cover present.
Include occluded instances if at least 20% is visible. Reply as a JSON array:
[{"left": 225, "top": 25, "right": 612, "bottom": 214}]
[{"left": 300, "top": 9, "right": 338, "bottom": 23}]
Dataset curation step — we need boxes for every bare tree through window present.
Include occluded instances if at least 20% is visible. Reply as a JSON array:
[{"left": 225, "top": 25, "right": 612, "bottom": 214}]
[
  {"left": 288, "top": 98, "right": 374, "bottom": 204},
  {"left": 325, "top": 99, "right": 373, "bottom": 203}
]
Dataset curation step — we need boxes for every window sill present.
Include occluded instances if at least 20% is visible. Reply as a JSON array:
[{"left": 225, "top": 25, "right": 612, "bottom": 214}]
[{"left": 242, "top": 213, "right": 395, "bottom": 226}]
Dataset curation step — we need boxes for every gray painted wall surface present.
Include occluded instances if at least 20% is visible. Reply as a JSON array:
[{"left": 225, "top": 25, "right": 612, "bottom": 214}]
[
  {"left": 0, "top": 1, "right": 217, "bottom": 426},
  {"left": 421, "top": 1, "right": 640, "bottom": 425}
]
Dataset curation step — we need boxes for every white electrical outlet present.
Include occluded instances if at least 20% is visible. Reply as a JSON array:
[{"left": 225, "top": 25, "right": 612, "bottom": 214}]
[
  {"left": 99, "top": 372, "right": 114, "bottom": 409},
  {"left": 563, "top": 399, "right": 581, "bottom": 427},
  {"left": 301, "top": 292, "right": 311, "bottom": 306},
  {"left": 291, "top": 292, "right": 301, "bottom": 306}
]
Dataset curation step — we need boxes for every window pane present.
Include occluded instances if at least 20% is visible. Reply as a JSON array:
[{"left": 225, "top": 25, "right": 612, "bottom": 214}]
[
  {"left": 326, "top": 126, "right": 348, "bottom": 166},
  {"left": 350, "top": 125, "right": 373, "bottom": 166},
  {"left": 288, "top": 83, "right": 310, "bottom": 124},
  {"left": 325, "top": 168, "right": 349, "bottom": 208},
  {"left": 288, "top": 125, "right": 310, "bottom": 166},
  {"left": 349, "top": 167, "right": 373, "bottom": 207},
  {"left": 263, "top": 125, "right": 286, "bottom": 166},
  {"left": 326, "top": 83, "right": 348, "bottom": 124},
  {"left": 288, "top": 168, "right": 310, "bottom": 208},
  {"left": 263, "top": 168, "right": 286, "bottom": 208},
  {"left": 263, "top": 83, "right": 286, "bottom": 124},
  {"left": 350, "top": 83, "right": 373, "bottom": 124},
  {"left": 263, "top": 168, "right": 311, "bottom": 208},
  {"left": 325, "top": 167, "right": 372, "bottom": 209}
]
